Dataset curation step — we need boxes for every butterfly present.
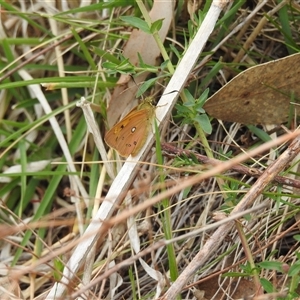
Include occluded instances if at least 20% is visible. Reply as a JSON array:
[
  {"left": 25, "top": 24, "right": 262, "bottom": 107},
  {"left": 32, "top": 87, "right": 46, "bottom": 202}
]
[{"left": 104, "top": 97, "right": 156, "bottom": 157}]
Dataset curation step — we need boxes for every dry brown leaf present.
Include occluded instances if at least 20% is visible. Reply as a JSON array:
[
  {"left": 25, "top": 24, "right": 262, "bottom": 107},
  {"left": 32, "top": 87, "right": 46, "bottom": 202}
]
[
  {"left": 107, "top": 2, "right": 174, "bottom": 127},
  {"left": 197, "top": 277, "right": 256, "bottom": 299},
  {"left": 204, "top": 53, "right": 300, "bottom": 124}
]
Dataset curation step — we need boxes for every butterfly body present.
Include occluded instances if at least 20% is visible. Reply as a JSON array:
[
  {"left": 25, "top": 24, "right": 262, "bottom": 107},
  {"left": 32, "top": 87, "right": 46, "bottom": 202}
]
[{"left": 104, "top": 97, "right": 156, "bottom": 157}]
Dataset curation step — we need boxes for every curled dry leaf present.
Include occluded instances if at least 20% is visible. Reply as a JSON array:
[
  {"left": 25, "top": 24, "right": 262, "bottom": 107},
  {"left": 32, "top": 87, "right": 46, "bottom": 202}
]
[
  {"left": 107, "top": 2, "right": 174, "bottom": 127},
  {"left": 204, "top": 53, "right": 300, "bottom": 124}
]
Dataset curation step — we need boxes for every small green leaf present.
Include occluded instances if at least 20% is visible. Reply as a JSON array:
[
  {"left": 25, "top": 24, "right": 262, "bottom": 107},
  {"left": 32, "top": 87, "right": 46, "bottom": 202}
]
[
  {"left": 258, "top": 261, "right": 284, "bottom": 272},
  {"left": 222, "top": 272, "right": 248, "bottom": 277},
  {"left": 195, "top": 104, "right": 205, "bottom": 113},
  {"left": 195, "top": 113, "right": 212, "bottom": 134},
  {"left": 91, "top": 46, "right": 121, "bottom": 64},
  {"left": 53, "top": 257, "right": 64, "bottom": 281},
  {"left": 193, "top": 88, "right": 209, "bottom": 113},
  {"left": 120, "top": 16, "right": 151, "bottom": 34},
  {"left": 175, "top": 103, "right": 192, "bottom": 116},
  {"left": 293, "top": 235, "right": 300, "bottom": 242},
  {"left": 102, "top": 58, "right": 135, "bottom": 74},
  {"left": 138, "top": 53, "right": 160, "bottom": 72},
  {"left": 288, "top": 261, "right": 300, "bottom": 276},
  {"left": 247, "top": 125, "right": 272, "bottom": 142},
  {"left": 169, "top": 44, "right": 181, "bottom": 60},
  {"left": 160, "top": 59, "right": 170, "bottom": 70},
  {"left": 183, "top": 88, "right": 194, "bottom": 101},
  {"left": 198, "top": 88, "right": 210, "bottom": 106},
  {"left": 260, "top": 278, "right": 275, "bottom": 293},
  {"left": 183, "top": 89, "right": 195, "bottom": 107},
  {"left": 150, "top": 19, "right": 163, "bottom": 33},
  {"left": 136, "top": 78, "right": 157, "bottom": 98}
]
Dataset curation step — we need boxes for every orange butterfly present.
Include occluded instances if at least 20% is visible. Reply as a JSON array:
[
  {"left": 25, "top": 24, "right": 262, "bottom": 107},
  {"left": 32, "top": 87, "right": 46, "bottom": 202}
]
[{"left": 104, "top": 97, "right": 156, "bottom": 157}]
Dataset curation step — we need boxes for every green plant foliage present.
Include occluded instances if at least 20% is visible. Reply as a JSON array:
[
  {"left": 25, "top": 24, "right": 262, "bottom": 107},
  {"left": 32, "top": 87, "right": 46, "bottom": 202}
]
[{"left": 176, "top": 88, "right": 212, "bottom": 134}]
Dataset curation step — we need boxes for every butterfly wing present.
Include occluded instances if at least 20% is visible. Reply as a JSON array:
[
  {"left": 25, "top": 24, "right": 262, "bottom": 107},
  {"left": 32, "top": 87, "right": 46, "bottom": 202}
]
[{"left": 105, "top": 102, "right": 155, "bottom": 157}]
